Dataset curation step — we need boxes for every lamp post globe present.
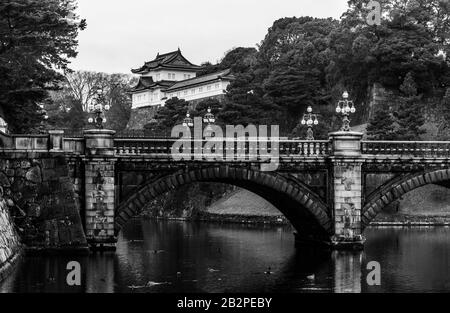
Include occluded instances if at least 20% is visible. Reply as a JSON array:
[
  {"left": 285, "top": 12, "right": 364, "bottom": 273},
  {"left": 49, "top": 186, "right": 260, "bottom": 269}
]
[
  {"left": 336, "top": 91, "right": 356, "bottom": 132},
  {"left": 87, "top": 86, "right": 109, "bottom": 129},
  {"left": 300, "top": 106, "right": 319, "bottom": 141}
]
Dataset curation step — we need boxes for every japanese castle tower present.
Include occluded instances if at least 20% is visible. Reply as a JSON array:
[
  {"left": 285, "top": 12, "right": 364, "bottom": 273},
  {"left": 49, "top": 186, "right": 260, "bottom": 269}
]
[{"left": 130, "top": 48, "right": 234, "bottom": 110}]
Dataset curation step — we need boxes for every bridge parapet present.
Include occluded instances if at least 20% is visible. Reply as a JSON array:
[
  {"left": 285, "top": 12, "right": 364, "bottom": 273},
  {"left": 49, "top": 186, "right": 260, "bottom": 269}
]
[
  {"left": 113, "top": 138, "right": 331, "bottom": 160},
  {"left": 362, "top": 141, "right": 450, "bottom": 158}
]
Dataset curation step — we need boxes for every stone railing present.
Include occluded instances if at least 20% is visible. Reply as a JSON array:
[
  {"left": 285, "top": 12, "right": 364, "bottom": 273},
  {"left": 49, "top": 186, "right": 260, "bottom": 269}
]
[
  {"left": 63, "top": 137, "right": 85, "bottom": 155},
  {"left": 4, "top": 130, "right": 450, "bottom": 160},
  {"left": 361, "top": 141, "right": 450, "bottom": 157},
  {"left": 114, "top": 138, "right": 330, "bottom": 159},
  {"left": 11, "top": 134, "right": 50, "bottom": 151}
]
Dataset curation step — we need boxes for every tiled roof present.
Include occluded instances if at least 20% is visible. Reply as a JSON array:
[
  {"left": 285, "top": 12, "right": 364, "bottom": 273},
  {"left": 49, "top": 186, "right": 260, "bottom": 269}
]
[
  {"left": 131, "top": 49, "right": 202, "bottom": 74},
  {"left": 130, "top": 77, "right": 175, "bottom": 92},
  {"left": 165, "top": 69, "right": 234, "bottom": 92}
]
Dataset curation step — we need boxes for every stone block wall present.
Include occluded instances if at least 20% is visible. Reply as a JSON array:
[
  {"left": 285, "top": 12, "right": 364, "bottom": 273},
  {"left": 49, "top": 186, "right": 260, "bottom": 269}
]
[
  {"left": 333, "top": 162, "right": 363, "bottom": 240},
  {"left": 84, "top": 160, "right": 116, "bottom": 244},
  {"left": 0, "top": 198, "right": 21, "bottom": 282},
  {"left": 67, "top": 157, "right": 84, "bottom": 219},
  {"left": 0, "top": 152, "right": 87, "bottom": 251}
]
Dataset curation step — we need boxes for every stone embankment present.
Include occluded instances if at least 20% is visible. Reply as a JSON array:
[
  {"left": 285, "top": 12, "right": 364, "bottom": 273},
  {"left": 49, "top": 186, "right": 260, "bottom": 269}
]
[
  {"left": 0, "top": 197, "right": 21, "bottom": 282},
  {"left": 0, "top": 152, "right": 88, "bottom": 253}
]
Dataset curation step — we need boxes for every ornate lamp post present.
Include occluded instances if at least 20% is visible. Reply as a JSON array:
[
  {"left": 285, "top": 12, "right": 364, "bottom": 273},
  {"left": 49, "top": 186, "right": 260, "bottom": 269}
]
[
  {"left": 182, "top": 112, "right": 194, "bottom": 128},
  {"left": 38, "top": 104, "right": 49, "bottom": 121},
  {"left": 336, "top": 91, "right": 356, "bottom": 132},
  {"left": 301, "top": 106, "right": 319, "bottom": 140},
  {"left": 203, "top": 107, "right": 216, "bottom": 132},
  {"left": 88, "top": 87, "right": 110, "bottom": 129}
]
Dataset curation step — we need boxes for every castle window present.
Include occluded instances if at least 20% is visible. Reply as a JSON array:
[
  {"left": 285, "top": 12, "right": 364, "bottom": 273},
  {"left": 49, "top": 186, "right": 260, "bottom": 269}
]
[
  {"left": 207, "top": 85, "right": 211, "bottom": 91},
  {"left": 184, "top": 90, "right": 188, "bottom": 95},
  {"left": 199, "top": 87, "right": 203, "bottom": 92},
  {"left": 215, "top": 83, "right": 220, "bottom": 89},
  {"left": 191, "top": 89, "right": 195, "bottom": 94}
]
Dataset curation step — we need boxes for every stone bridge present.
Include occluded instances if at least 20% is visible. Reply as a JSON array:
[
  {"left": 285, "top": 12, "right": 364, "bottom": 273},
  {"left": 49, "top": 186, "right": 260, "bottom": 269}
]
[{"left": 1, "top": 130, "right": 450, "bottom": 251}]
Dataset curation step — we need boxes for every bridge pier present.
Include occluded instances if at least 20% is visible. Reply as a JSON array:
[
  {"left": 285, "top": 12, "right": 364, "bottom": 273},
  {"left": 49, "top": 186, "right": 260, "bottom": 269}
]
[
  {"left": 329, "top": 132, "right": 365, "bottom": 250},
  {"left": 83, "top": 129, "right": 117, "bottom": 250}
]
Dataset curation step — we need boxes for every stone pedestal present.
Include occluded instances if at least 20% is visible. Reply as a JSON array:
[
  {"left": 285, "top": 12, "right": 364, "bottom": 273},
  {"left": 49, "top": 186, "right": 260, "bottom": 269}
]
[
  {"left": 84, "top": 129, "right": 116, "bottom": 157},
  {"left": 83, "top": 129, "right": 117, "bottom": 250},
  {"left": 48, "top": 130, "right": 64, "bottom": 152},
  {"left": 329, "top": 131, "right": 365, "bottom": 250},
  {"left": 329, "top": 131, "right": 363, "bottom": 157}
]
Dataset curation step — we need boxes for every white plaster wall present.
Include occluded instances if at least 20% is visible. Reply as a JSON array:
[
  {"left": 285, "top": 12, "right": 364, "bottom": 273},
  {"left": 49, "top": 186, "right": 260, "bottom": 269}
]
[
  {"left": 167, "top": 80, "right": 230, "bottom": 102},
  {"left": 142, "top": 70, "right": 196, "bottom": 82}
]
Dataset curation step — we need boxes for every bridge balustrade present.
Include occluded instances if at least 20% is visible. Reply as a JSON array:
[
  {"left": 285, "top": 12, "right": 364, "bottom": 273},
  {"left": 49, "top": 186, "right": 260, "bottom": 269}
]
[
  {"left": 113, "top": 138, "right": 331, "bottom": 159},
  {"left": 361, "top": 141, "right": 450, "bottom": 157}
]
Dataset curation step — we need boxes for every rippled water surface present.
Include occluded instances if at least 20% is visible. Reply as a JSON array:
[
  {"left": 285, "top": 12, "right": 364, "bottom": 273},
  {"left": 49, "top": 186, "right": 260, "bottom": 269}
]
[{"left": 1, "top": 219, "right": 450, "bottom": 293}]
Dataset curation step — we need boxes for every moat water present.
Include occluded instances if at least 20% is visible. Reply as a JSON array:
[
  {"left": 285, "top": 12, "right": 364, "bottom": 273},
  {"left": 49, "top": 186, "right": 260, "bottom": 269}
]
[{"left": 1, "top": 219, "right": 450, "bottom": 293}]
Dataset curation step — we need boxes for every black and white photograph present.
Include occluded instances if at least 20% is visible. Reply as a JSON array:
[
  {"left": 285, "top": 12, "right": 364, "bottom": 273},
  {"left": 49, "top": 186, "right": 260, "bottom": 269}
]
[{"left": 0, "top": 0, "right": 449, "bottom": 303}]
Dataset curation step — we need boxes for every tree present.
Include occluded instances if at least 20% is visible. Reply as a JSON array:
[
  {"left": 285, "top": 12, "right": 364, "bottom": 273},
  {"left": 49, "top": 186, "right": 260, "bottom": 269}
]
[
  {"left": 65, "top": 71, "right": 109, "bottom": 112},
  {"left": 219, "top": 71, "right": 280, "bottom": 128},
  {"left": 258, "top": 17, "right": 337, "bottom": 132},
  {"left": 152, "top": 97, "right": 190, "bottom": 132},
  {"left": 45, "top": 94, "right": 86, "bottom": 130},
  {"left": 438, "top": 87, "right": 450, "bottom": 139},
  {"left": 394, "top": 72, "right": 426, "bottom": 140},
  {"left": 264, "top": 66, "right": 324, "bottom": 130},
  {"left": 220, "top": 47, "right": 258, "bottom": 73},
  {"left": 194, "top": 98, "right": 222, "bottom": 124},
  {"left": 196, "top": 61, "right": 220, "bottom": 77},
  {"left": 104, "top": 74, "right": 133, "bottom": 131},
  {"left": 366, "top": 108, "right": 397, "bottom": 140},
  {"left": 0, "top": 0, "right": 86, "bottom": 132},
  {"left": 45, "top": 72, "right": 134, "bottom": 132},
  {"left": 336, "top": 0, "right": 450, "bottom": 94}
]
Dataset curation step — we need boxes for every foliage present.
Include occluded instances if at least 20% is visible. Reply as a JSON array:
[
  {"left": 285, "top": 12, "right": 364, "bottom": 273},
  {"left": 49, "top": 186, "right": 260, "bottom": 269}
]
[
  {"left": 394, "top": 72, "right": 426, "bottom": 140},
  {"left": 366, "top": 108, "right": 397, "bottom": 140},
  {"left": 152, "top": 97, "right": 190, "bottom": 132},
  {"left": 0, "top": 0, "right": 86, "bottom": 133},
  {"left": 45, "top": 71, "right": 134, "bottom": 132}
]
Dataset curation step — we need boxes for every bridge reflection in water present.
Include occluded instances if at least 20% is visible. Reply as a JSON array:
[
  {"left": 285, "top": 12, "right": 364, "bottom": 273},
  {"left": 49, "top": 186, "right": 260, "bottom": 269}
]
[{"left": 1, "top": 219, "right": 450, "bottom": 293}]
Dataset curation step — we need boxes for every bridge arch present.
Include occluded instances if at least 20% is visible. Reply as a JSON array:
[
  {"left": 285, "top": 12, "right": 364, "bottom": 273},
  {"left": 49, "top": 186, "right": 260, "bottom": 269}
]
[
  {"left": 362, "top": 169, "right": 450, "bottom": 228},
  {"left": 115, "top": 165, "right": 333, "bottom": 241}
]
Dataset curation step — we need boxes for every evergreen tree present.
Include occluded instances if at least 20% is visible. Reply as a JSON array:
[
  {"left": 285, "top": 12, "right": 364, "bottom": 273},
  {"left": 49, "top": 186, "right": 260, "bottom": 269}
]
[
  {"left": 152, "top": 97, "right": 190, "bottom": 132},
  {"left": 0, "top": 0, "right": 86, "bottom": 133},
  {"left": 219, "top": 72, "right": 280, "bottom": 128},
  {"left": 194, "top": 98, "right": 222, "bottom": 125},
  {"left": 366, "top": 108, "right": 397, "bottom": 140},
  {"left": 394, "top": 72, "right": 426, "bottom": 140},
  {"left": 438, "top": 87, "right": 450, "bottom": 139},
  {"left": 104, "top": 74, "right": 133, "bottom": 131}
]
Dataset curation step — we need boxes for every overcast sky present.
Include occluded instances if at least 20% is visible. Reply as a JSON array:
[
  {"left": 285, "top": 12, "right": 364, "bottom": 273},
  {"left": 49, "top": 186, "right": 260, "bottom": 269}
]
[{"left": 70, "top": 0, "right": 349, "bottom": 74}]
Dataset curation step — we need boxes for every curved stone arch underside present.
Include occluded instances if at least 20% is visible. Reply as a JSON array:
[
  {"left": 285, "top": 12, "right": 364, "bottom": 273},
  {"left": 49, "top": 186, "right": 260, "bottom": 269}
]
[
  {"left": 362, "top": 168, "right": 450, "bottom": 229},
  {"left": 115, "top": 165, "right": 333, "bottom": 239}
]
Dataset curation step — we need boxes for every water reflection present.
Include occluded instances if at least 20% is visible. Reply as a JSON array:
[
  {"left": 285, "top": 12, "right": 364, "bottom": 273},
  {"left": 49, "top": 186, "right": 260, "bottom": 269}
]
[
  {"left": 1, "top": 220, "right": 449, "bottom": 293},
  {"left": 332, "top": 251, "right": 362, "bottom": 293}
]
